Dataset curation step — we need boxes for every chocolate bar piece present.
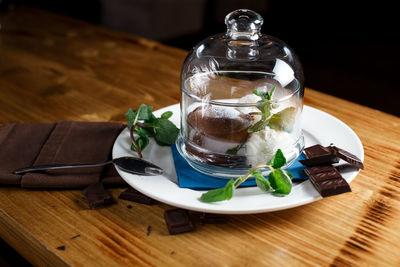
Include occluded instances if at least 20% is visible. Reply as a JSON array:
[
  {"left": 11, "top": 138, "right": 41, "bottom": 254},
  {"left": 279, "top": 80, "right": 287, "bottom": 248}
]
[
  {"left": 311, "top": 178, "right": 351, "bottom": 197},
  {"left": 329, "top": 146, "right": 364, "bottom": 169},
  {"left": 82, "top": 182, "right": 114, "bottom": 209},
  {"left": 118, "top": 187, "right": 155, "bottom": 205},
  {"left": 304, "top": 165, "right": 337, "bottom": 175},
  {"left": 164, "top": 209, "right": 194, "bottom": 235},
  {"left": 309, "top": 169, "right": 342, "bottom": 183},
  {"left": 310, "top": 171, "right": 342, "bottom": 183},
  {"left": 299, "top": 144, "right": 339, "bottom": 166},
  {"left": 304, "top": 165, "right": 351, "bottom": 197},
  {"left": 305, "top": 166, "right": 342, "bottom": 183}
]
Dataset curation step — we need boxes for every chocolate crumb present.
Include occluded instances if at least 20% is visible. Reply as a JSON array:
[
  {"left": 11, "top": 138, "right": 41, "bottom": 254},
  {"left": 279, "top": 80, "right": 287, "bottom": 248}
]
[
  {"left": 71, "top": 234, "right": 80, "bottom": 240},
  {"left": 146, "top": 225, "right": 152, "bottom": 236},
  {"left": 127, "top": 205, "right": 133, "bottom": 209},
  {"left": 56, "top": 245, "right": 67, "bottom": 251}
]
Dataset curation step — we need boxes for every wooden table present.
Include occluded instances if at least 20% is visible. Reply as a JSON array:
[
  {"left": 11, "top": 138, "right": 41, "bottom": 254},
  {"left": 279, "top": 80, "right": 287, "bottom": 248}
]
[{"left": 1, "top": 6, "right": 400, "bottom": 267}]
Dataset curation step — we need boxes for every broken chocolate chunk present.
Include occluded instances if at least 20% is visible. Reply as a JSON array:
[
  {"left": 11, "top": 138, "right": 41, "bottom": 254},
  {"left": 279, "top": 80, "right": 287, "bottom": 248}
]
[
  {"left": 304, "top": 165, "right": 351, "bottom": 197},
  {"left": 299, "top": 144, "right": 339, "bottom": 166},
  {"left": 311, "top": 178, "right": 351, "bottom": 197},
  {"left": 300, "top": 144, "right": 362, "bottom": 198},
  {"left": 309, "top": 170, "right": 342, "bottom": 183},
  {"left": 329, "top": 146, "right": 364, "bottom": 169},
  {"left": 164, "top": 209, "right": 194, "bottom": 235},
  {"left": 305, "top": 166, "right": 342, "bottom": 183},
  {"left": 304, "top": 165, "right": 337, "bottom": 175},
  {"left": 82, "top": 182, "right": 114, "bottom": 209},
  {"left": 118, "top": 187, "right": 155, "bottom": 205}
]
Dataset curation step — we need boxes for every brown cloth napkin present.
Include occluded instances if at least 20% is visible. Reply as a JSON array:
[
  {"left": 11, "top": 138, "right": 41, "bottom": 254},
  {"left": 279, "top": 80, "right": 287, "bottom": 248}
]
[{"left": 0, "top": 121, "right": 127, "bottom": 188}]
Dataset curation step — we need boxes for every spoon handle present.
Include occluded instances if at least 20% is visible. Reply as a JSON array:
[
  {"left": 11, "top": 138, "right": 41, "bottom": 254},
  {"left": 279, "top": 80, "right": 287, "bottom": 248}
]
[{"left": 13, "top": 161, "right": 113, "bottom": 175}]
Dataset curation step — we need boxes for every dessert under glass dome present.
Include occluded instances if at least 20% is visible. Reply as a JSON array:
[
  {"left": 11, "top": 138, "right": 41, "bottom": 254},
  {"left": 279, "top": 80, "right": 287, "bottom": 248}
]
[{"left": 177, "top": 9, "right": 305, "bottom": 178}]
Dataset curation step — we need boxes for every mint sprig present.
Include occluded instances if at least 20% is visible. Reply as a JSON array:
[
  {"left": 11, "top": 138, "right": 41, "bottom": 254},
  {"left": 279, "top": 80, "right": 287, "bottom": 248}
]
[
  {"left": 200, "top": 179, "right": 235, "bottom": 203},
  {"left": 125, "top": 104, "right": 179, "bottom": 158},
  {"left": 248, "top": 86, "right": 275, "bottom": 133},
  {"left": 199, "top": 149, "right": 292, "bottom": 202}
]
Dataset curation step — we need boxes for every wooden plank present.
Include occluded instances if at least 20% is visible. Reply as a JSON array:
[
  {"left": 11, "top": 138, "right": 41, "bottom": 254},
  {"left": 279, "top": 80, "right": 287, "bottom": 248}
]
[{"left": 0, "top": 5, "right": 400, "bottom": 266}]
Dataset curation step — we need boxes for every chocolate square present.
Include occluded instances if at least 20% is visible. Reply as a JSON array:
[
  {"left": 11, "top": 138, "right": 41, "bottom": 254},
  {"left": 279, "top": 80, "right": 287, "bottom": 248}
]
[
  {"left": 329, "top": 146, "right": 364, "bottom": 169},
  {"left": 82, "top": 182, "right": 114, "bottom": 209},
  {"left": 308, "top": 168, "right": 342, "bottom": 183},
  {"left": 313, "top": 178, "right": 351, "bottom": 197},
  {"left": 299, "top": 144, "right": 339, "bottom": 166},
  {"left": 311, "top": 171, "right": 342, "bottom": 183},
  {"left": 304, "top": 165, "right": 337, "bottom": 175},
  {"left": 164, "top": 209, "right": 194, "bottom": 235},
  {"left": 304, "top": 144, "right": 331, "bottom": 158},
  {"left": 304, "top": 164, "right": 351, "bottom": 198}
]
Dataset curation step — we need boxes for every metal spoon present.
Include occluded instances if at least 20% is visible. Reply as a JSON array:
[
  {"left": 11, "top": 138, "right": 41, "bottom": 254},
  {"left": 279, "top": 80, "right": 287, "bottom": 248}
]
[{"left": 13, "top": 157, "right": 164, "bottom": 176}]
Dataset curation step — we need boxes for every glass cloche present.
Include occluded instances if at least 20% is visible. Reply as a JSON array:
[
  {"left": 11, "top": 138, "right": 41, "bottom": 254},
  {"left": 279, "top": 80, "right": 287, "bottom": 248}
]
[{"left": 176, "top": 9, "right": 305, "bottom": 178}]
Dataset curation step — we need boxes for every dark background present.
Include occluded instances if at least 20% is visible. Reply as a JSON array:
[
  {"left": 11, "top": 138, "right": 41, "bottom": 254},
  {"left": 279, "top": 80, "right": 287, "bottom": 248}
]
[{"left": 1, "top": 0, "right": 399, "bottom": 116}]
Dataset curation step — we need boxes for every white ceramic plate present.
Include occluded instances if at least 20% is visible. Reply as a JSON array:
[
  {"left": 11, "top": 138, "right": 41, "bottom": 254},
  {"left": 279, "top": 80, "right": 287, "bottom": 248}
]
[{"left": 112, "top": 104, "right": 364, "bottom": 214}]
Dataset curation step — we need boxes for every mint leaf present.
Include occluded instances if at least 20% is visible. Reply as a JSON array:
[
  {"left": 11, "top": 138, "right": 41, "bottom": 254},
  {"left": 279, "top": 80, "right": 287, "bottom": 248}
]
[
  {"left": 125, "top": 105, "right": 153, "bottom": 129},
  {"left": 137, "top": 104, "right": 153, "bottom": 121},
  {"left": 200, "top": 147, "right": 291, "bottom": 203},
  {"left": 248, "top": 120, "right": 269, "bottom": 133},
  {"left": 125, "top": 108, "right": 136, "bottom": 130},
  {"left": 137, "top": 136, "right": 149, "bottom": 150},
  {"left": 161, "top": 111, "right": 173, "bottom": 119},
  {"left": 139, "top": 125, "right": 156, "bottom": 137},
  {"left": 268, "top": 168, "right": 292, "bottom": 195},
  {"left": 248, "top": 86, "right": 275, "bottom": 133},
  {"left": 226, "top": 143, "right": 244, "bottom": 155},
  {"left": 252, "top": 171, "right": 271, "bottom": 192},
  {"left": 285, "top": 170, "right": 293, "bottom": 180},
  {"left": 253, "top": 86, "right": 275, "bottom": 100},
  {"left": 200, "top": 179, "right": 234, "bottom": 202},
  {"left": 262, "top": 102, "right": 271, "bottom": 118},
  {"left": 268, "top": 86, "right": 275, "bottom": 100},
  {"left": 252, "top": 89, "right": 263, "bottom": 97},
  {"left": 126, "top": 104, "right": 178, "bottom": 158},
  {"left": 268, "top": 107, "right": 296, "bottom": 131},
  {"left": 133, "top": 126, "right": 150, "bottom": 151},
  {"left": 154, "top": 118, "right": 179, "bottom": 145},
  {"left": 130, "top": 136, "right": 149, "bottom": 152},
  {"left": 137, "top": 137, "right": 148, "bottom": 150},
  {"left": 268, "top": 149, "right": 286, "bottom": 169}
]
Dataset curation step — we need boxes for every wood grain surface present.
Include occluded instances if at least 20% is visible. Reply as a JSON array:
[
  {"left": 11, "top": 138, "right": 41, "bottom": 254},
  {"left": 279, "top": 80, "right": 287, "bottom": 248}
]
[{"left": 1, "top": 6, "right": 400, "bottom": 267}]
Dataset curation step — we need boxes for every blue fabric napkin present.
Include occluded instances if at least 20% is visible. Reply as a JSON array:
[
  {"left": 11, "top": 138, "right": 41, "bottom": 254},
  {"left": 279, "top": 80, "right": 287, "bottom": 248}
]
[{"left": 171, "top": 145, "right": 308, "bottom": 190}]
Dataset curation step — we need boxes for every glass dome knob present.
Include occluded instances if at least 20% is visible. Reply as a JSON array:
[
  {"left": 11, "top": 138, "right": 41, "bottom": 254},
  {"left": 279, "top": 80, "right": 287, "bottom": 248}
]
[{"left": 225, "top": 9, "right": 264, "bottom": 40}]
